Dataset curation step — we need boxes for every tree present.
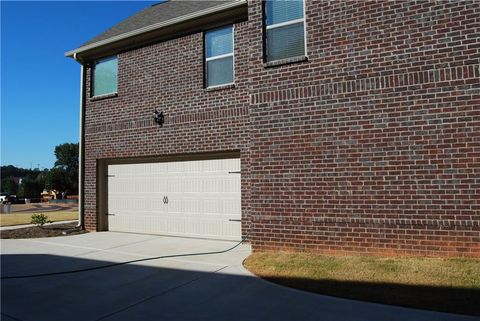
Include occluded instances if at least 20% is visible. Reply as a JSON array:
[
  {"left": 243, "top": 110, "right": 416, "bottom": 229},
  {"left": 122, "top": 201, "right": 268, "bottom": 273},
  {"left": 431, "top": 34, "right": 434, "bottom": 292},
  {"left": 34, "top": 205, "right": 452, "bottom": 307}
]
[
  {"left": 45, "top": 167, "right": 69, "bottom": 192},
  {"left": 1, "top": 177, "right": 18, "bottom": 195},
  {"left": 53, "top": 143, "right": 79, "bottom": 194},
  {"left": 54, "top": 143, "right": 79, "bottom": 172},
  {"left": 35, "top": 169, "right": 48, "bottom": 190},
  {"left": 17, "top": 176, "right": 44, "bottom": 199},
  {"left": 1, "top": 165, "right": 39, "bottom": 181},
  {"left": 1, "top": 143, "right": 79, "bottom": 197}
]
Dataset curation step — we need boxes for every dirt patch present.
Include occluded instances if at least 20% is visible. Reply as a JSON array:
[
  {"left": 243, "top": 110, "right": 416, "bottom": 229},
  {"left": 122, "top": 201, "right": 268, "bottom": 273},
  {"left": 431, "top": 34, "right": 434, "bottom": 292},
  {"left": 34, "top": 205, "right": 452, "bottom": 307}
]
[{"left": 1, "top": 223, "right": 87, "bottom": 239}]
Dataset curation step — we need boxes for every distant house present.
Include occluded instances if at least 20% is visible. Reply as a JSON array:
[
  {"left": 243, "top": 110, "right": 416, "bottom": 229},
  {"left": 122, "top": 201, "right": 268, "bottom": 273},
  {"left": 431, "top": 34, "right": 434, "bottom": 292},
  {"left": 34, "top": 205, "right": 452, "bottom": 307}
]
[{"left": 66, "top": 0, "right": 479, "bottom": 257}]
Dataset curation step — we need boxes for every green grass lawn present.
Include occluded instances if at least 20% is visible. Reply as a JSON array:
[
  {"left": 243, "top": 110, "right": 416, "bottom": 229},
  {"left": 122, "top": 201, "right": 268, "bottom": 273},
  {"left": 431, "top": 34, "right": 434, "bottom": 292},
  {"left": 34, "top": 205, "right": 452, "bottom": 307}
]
[
  {"left": 244, "top": 252, "right": 480, "bottom": 316},
  {"left": 0, "top": 211, "right": 78, "bottom": 227}
]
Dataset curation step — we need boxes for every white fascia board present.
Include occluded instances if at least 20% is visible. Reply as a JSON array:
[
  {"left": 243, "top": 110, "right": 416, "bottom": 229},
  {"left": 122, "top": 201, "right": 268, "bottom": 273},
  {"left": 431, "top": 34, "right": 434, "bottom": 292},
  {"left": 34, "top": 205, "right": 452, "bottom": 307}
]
[{"left": 65, "top": 0, "right": 246, "bottom": 58}]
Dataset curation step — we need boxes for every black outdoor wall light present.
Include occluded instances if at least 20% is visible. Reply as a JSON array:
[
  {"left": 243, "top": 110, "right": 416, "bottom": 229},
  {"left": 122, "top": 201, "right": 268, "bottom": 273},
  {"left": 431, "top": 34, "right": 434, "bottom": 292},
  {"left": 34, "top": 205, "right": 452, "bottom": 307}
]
[{"left": 154, "top": 108, "right": 164, "bottom": 127}]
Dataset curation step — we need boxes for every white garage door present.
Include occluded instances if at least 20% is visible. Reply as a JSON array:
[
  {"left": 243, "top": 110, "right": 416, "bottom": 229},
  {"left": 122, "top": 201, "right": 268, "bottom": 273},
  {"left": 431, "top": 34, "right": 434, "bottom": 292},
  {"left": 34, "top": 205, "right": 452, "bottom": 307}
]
[{"left": 107, "top": 158, "right": 241, "bottom": 240}]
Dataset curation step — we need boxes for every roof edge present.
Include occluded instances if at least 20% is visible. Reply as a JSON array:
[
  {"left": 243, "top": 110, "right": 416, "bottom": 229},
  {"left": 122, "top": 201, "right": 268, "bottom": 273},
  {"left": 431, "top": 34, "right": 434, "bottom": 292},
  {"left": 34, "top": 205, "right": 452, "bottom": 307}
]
[{"left": 65, "top": 0, "right": 247, "bottom": 58}]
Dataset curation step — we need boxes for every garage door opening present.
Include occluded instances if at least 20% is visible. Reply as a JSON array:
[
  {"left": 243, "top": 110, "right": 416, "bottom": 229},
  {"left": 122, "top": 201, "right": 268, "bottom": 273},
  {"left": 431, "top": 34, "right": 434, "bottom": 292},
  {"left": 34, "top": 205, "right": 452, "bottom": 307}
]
[{"left": 105, "top": 158, "right": 241, "bottom": 241}]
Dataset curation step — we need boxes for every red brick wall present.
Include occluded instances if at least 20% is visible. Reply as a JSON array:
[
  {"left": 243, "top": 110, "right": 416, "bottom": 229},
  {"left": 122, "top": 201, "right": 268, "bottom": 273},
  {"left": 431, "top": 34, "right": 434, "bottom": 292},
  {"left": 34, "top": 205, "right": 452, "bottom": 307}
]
[
  {"left": 83, "top": 1, "right": 479, "bottom": 257},
  {"left": 83, "top": 22, "right": 252, "bottom": 233},
  {"left": 247, "top": 0, "right": 479, "bottom": 257}
]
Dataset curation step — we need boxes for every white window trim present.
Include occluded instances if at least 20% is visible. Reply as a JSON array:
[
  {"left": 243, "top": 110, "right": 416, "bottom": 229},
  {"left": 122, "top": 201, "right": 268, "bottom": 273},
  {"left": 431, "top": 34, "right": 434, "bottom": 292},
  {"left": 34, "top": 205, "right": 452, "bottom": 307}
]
[
  {"left": 264, "top": 0, "right": 307, "bottom": 62},
  {"left": 205, "top": 25, "right": 235, "bottom": 88},
  {"left": 266, "top": 17, "right": 304, "bottom": 30},
  {"left": 206, "top": 82, "right": 235, "bottom": 90},
  {"left": 205, "top": 52, "right": 234, "bottom": 62}
]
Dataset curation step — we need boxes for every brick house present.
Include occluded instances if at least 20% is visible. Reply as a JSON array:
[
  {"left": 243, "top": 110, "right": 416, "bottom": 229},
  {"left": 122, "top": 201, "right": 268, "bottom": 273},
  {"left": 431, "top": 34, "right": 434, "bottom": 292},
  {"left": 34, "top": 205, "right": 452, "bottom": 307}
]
[{"left": 66, "top": 0, "right": 479, "bottom": 257}]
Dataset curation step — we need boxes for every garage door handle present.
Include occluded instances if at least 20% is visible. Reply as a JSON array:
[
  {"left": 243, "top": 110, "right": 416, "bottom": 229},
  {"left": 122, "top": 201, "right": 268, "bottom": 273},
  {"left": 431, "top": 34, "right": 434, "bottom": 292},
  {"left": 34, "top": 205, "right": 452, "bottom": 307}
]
[
  {"left": 229, "top": 219, "right": 241, "bottom": 222},
  {"left": 106, "top": 213, "right": 115, "bottom": 216},
  {"left": 163, "top": 196, "right": 168, "bottom": 204}
]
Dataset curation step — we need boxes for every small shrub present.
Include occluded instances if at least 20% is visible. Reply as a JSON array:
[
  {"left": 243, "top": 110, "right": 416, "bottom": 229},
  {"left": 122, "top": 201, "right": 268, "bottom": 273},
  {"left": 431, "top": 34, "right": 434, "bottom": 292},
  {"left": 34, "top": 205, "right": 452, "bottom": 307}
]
[{"left": 31, "top": 214, "right": 51, "bottom": 227}]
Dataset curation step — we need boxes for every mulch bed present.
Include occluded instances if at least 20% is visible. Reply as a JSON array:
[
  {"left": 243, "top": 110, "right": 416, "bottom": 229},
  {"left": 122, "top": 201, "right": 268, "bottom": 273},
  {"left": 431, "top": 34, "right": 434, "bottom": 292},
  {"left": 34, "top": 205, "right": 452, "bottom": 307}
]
[{"left": 0, "top": 223, "right": 87, "bottom": 239}]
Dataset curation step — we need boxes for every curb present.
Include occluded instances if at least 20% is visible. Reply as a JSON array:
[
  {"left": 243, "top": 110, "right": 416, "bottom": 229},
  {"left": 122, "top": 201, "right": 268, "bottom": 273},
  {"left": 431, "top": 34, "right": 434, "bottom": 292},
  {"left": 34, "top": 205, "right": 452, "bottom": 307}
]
[{"left": 0, "top": 220, "right": 78, "bottom": 231}]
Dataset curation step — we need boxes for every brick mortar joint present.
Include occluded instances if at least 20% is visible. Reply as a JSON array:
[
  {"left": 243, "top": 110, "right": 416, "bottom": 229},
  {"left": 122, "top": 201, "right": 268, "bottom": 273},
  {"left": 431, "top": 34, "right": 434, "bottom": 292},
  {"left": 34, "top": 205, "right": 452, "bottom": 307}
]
[
  {"left": 251, "top": 215, "right": 480, "bottom": 227},
  {"left": 85, "top": 106, "right": 249, "bottom": 135},
  {"left": 251, "top": 64, "right": 480, "bottom": 104}
]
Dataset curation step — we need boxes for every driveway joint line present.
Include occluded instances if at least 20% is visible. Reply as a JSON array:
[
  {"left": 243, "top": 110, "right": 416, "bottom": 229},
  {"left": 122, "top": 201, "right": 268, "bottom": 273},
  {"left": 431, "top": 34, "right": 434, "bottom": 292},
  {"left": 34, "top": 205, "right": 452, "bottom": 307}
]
[
  {"left": 94, "top": 265, "right": 229, "bottom": 321},
  {"left": 9, "top": 236, "right": 160, "bottom": 253},
  {"left": 100, "top": 235, "right": 165, "bottom": 250},
  {"left": 76, "top": 248, "right": 229, "bottom": 268}
]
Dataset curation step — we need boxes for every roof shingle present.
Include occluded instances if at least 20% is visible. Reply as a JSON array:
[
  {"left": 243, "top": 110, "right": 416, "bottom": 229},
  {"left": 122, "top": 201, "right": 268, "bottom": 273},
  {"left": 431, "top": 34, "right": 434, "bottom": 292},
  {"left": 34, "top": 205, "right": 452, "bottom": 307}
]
[{"left": 82, "top": 0, "right": 237, "bottom": 47}]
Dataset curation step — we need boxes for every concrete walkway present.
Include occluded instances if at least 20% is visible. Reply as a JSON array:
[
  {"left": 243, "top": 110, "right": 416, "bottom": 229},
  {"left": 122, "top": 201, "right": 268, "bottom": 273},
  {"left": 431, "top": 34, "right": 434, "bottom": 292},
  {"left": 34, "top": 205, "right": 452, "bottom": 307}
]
[{"left": 1, "top": 232, "right": 475, "bottom": 321}]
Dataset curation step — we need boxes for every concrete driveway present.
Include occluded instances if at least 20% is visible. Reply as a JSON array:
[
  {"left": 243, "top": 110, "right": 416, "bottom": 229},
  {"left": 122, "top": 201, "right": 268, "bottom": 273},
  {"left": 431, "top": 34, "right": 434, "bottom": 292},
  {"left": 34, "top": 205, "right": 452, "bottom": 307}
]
[{"left": 1, "top": 232, "right": 476, "bottom": 321}]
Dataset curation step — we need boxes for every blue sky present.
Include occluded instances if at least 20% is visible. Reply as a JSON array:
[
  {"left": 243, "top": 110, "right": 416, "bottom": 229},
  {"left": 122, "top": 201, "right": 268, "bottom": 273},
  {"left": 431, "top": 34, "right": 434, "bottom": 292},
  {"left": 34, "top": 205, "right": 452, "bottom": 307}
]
[{"left": 1, "top": 1, "right": 155, "bottom": 170}]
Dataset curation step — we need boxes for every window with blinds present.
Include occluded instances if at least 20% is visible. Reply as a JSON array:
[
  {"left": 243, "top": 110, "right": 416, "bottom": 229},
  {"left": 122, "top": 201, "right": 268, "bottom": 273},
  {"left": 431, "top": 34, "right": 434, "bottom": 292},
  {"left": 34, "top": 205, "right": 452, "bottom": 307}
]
[
  {"left": 93, "top": 56, "right": 118, "bottom": 97},
  {"left": 205, "top": 26, "right": 234, "bottom": 87},
  {"left": 264, "top": 0, "right": 306, "bottom": 62}
]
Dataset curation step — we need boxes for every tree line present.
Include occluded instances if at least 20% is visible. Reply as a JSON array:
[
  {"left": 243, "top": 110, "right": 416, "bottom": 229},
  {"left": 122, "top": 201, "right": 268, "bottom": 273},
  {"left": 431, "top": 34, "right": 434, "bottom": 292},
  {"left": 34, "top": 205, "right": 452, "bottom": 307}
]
[{"left": 1, "top": 143, "right": 79, "bottom": 199}]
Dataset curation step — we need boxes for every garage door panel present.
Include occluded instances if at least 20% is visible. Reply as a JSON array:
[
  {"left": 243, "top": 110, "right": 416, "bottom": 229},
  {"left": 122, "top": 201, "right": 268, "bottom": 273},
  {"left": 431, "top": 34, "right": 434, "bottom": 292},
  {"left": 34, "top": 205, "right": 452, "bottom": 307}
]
[
  {"left": 107, "top": 158, "right": 241, "bottom": 240},
  {"left": 223, "top": 198, "right": 241, "bottom": 215}
]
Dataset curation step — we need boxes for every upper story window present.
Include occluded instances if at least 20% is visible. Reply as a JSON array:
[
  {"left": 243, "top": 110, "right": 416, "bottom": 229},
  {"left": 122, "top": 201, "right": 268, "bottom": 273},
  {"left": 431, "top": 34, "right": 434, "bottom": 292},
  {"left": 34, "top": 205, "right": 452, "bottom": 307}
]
[
  {"left": 205, "top": 26, "right": 234, "bottom": 88},
  {"left": 92, "top": 56, "right": 118, "bottom": 97},
  {"left": 264, "top": 0, "right": 306, "bottom": 62}
]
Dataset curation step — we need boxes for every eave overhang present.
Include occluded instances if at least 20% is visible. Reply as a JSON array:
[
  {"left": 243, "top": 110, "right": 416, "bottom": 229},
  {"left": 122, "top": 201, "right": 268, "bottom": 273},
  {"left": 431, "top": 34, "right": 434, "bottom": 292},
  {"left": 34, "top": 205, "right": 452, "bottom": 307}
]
[{"left": 65, "top": 0, "right": 247, "bottom": 63}]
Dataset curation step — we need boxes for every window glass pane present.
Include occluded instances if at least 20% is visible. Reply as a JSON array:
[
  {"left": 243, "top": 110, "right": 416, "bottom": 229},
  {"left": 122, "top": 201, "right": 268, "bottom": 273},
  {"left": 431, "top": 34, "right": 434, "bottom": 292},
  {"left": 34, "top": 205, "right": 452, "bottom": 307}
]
[
  {"left": 207, "top": 56, "right": 233, "bottom": 87},
  {"left": 265, "top": 0, "right": 303, "bottom": 26},
  {"left": 93, "top": 56, "right": 117, "bottom": 96},
  {"left": 266, "top": 22, "right": 305, "bottom": 61},
  {"left": 206, "top": 26, "right": 233, "bottom": 58}
]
